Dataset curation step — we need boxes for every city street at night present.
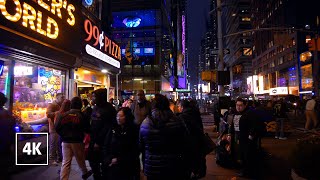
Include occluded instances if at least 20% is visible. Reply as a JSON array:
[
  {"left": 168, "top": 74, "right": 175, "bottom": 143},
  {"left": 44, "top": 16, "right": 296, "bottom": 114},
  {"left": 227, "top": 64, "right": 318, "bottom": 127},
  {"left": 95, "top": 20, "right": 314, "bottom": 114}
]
[{"left": 1, "top": 0, "right": 320, "bottom": 180}]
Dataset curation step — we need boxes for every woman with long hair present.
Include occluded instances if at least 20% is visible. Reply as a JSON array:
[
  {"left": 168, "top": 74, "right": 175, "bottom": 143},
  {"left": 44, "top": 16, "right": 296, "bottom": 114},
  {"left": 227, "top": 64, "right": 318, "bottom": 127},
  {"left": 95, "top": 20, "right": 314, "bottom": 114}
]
[{"left": 108, "top": 107, "right": 140, "bottom": 180}]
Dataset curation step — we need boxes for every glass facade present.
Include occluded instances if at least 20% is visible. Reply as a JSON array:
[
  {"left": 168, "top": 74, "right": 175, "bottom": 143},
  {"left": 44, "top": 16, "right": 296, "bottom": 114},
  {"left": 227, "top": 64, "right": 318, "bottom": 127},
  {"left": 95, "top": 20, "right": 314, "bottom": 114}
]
[{"left": 0, "top": 59, "right": 66, "bottom": 125}]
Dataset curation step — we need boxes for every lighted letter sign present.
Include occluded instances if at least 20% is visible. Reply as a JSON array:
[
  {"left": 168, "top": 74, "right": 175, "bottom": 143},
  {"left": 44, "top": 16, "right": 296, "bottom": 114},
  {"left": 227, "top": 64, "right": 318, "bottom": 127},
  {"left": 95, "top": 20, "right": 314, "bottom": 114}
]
[
  {"left": 0, "top": 0, "right": 76, "bottom": 39},
  {"left": 84, "top": 19, "right": 121, "bottom": 68}
]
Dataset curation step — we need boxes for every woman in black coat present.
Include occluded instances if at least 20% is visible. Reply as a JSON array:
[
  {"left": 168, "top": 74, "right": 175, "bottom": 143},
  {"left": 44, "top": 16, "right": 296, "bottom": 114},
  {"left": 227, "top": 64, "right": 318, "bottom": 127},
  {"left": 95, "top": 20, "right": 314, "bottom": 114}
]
[{"left": 108, "top": 107, "right": 140, "bottom": 180}]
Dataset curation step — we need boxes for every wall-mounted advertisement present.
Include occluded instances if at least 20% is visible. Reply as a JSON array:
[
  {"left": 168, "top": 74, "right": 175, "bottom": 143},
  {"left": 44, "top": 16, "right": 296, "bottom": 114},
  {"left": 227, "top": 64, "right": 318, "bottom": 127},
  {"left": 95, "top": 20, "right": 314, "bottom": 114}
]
[{"left": 177, "top": 52, "right": 185, "bottom": 77}]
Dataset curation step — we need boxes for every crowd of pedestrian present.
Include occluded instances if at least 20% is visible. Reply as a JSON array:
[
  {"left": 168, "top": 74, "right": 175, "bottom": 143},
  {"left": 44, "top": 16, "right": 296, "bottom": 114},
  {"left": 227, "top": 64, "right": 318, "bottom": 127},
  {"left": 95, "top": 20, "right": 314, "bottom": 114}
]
[
  {"left": 45, "top": 89, "right": 210, "bottom": 180},
  {"left": 1, "top": 88, "right": 320, "bottom": 180}
]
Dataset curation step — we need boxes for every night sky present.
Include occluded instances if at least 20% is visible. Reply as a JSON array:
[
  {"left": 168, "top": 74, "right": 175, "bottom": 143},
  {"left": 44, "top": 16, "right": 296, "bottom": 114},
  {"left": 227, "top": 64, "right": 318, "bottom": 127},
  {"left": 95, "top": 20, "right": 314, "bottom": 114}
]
[{"left": 187, "top": 0, "right": 209, "bottom": 87}]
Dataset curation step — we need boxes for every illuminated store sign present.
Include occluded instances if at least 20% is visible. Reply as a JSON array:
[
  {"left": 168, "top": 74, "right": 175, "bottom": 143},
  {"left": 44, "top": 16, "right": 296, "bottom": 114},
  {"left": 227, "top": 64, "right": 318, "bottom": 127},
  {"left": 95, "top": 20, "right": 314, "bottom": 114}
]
[
  {"left": 85, "top": 44, "right": 120, "bottom": 68},
  {"left": 84, "top": 19, "right": 121, "bottom": 68},
  {"left": 269, "top": 87, "right": 288, "bottom": 95},
  {"left": 0, "top": 0, "right": 76, "bottom": 39},
  {"left": 14, "top": 66, "right": 32, "bottom": 76}
]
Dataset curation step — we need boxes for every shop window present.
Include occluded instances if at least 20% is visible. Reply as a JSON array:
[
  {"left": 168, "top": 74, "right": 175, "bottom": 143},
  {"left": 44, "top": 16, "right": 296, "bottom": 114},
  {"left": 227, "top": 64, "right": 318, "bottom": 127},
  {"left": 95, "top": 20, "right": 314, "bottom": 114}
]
[
  {"left": 11, "top": 61, "right": 66, "bottom": 125},
  {"left": 301, "top": 64, "right": 313, "bottom": 90},
  {"left": 0, "top": 60, "right": 9, "bottom": 108}
]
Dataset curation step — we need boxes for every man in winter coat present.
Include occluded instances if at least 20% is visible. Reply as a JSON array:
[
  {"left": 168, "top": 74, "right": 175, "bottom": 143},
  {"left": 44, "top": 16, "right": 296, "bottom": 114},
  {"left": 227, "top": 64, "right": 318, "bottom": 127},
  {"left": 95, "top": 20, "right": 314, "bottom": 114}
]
[{"left": 140, "top": 94, "right": 189, "bottom": 180}]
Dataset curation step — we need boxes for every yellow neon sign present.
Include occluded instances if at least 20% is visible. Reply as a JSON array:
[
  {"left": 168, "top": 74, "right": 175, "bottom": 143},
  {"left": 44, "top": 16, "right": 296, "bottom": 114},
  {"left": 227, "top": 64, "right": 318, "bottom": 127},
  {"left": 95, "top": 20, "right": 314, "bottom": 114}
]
[{"left": 0, "top": 0, "right": 76, "bottom": 39}]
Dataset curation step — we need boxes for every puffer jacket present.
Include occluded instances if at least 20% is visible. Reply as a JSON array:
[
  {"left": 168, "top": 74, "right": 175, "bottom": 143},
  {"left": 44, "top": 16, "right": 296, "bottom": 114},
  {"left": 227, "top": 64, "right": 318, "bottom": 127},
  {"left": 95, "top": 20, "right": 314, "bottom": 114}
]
[{"left": 140, "top": 109, "right": 189, "bottom": 178}]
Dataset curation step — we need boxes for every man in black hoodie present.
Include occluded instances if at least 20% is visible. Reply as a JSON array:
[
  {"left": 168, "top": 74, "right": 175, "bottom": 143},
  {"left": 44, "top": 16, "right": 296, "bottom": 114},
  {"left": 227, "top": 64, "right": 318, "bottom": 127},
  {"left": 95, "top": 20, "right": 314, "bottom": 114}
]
[
  {"left": 88, "top": 88, "right": 117, "bottom": 180},
  {"left": 55, "top": 97, "right": 92, "bottom": 180}
]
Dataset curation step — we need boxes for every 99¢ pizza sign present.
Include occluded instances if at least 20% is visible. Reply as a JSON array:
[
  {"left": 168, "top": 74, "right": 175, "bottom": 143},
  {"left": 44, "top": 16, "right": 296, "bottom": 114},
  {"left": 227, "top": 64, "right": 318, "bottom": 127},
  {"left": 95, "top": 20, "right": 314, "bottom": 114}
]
[{"left": 84, "top": 19, "right": 121, "bottom": 61}]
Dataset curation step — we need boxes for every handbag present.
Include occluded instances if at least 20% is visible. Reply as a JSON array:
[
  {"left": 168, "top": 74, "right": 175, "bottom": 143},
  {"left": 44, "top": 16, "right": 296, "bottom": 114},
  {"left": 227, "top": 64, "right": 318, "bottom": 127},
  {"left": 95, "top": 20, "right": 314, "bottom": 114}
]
[{"left": 202, "top": 132, "right": 216, "bottom": 155}]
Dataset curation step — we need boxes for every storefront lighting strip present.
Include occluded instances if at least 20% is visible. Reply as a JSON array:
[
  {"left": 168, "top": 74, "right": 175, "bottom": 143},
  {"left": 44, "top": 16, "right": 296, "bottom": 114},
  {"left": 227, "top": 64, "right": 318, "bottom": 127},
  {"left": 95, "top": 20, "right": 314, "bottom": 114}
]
[
  {"left": 76, "top": 80, "right": 103, "bottom": 86},
  {"left": 299, "top": 91, "right": 312, "bottom": 94}
]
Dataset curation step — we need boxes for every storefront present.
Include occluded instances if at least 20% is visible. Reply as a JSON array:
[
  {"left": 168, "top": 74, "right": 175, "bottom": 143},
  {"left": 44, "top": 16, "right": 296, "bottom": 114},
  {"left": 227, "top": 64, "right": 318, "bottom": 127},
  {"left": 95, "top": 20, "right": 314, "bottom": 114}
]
[
  {"left": 0, "top": 0, "right": 83, "bottom": 132},
  {"left": 0, "top": 1, "right": 121, "bottom": 134},
  {"left": 74, "top": 67, "right": 109, "bottom": 99}
]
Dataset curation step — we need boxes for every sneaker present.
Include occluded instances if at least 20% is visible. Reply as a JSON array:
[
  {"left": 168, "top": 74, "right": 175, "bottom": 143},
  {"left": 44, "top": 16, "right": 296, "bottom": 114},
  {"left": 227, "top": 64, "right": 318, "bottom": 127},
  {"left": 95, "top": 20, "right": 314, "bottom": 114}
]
[
  {"left": 279, "top": 137, "right": 287, "bottom": 140},
  {"left": 275, "top": 136, "right": 279, "bottom": 139},
  {"left": 82, "top": 170, "right": 93, "bottom": 179}
]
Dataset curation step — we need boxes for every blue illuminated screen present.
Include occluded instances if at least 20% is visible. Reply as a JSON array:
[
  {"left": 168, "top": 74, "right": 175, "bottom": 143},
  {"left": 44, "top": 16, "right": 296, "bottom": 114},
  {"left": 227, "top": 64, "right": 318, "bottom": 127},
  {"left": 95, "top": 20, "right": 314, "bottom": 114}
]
[{"left": 144, "top": 48, "right": 154, "bottom": 54}]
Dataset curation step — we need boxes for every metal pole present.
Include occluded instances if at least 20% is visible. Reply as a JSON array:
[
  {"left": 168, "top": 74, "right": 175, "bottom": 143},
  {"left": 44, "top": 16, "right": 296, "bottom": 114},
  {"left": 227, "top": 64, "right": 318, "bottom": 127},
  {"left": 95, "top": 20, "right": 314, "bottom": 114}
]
[
  {"left": 217, "top": 0, "right": 224, "bottom": 96},
  {"left": 313, "top": 35, "right": 319, "bottom": 97},
  {"left": 116, "top": 70, "right": 121, "bottom": 109}
]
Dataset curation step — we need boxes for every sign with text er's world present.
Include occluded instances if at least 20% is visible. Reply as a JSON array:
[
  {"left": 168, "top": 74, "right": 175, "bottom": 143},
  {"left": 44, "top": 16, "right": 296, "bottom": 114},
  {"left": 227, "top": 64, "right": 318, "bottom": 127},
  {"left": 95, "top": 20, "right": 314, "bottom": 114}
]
[{"left": 16, "top": 133, "right": 48, "bottom": 165}]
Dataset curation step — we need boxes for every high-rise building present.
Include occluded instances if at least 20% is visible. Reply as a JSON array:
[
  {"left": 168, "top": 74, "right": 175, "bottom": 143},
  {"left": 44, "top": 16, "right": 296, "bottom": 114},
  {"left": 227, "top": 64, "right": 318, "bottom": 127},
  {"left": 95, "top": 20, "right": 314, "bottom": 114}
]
[
  {"left": 222, "top": 0, "right": 252, "bottom": 96},
  {"left": 111, "top": 0, "right": 188, "bottom": 99},
  {"left": 251, "top": 0, "right": 320, "bottom": 97}
]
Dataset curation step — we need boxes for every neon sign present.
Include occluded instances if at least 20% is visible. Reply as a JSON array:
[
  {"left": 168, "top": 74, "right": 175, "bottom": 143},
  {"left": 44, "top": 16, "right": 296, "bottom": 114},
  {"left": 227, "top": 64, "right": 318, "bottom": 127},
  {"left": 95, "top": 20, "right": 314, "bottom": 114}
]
[
  {"left": 123, "top": 17, "right": 141, "bottom": 28},
  {"left": 182, "top": 15, "right": 185, "bottom": 55},
  {"left": 0, "top": 0, "right": 76, "bottom": 39},
  {"left": 84, "top": 19, "right": 121, "bottom": 61},
  {"left": 83, "top": 0, "right": 93, "bottom": 6}
]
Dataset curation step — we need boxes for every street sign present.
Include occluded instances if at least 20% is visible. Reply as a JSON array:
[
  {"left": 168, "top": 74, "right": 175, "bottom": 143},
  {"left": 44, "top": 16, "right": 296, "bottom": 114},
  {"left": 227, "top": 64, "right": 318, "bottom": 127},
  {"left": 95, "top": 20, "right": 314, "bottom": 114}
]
[
  {"left": 209, "top": 49, "right": 230, "bottom": 55},
  {"left": 210, "top": 49, "right": 219, "bottom": 55}
]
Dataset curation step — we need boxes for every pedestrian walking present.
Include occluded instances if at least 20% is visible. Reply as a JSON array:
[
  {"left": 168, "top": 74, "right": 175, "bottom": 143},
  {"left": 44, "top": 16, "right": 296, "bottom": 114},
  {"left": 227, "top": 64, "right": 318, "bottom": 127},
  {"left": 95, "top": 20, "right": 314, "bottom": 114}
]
[
  {"left": 108, "top": 107, "right": 140, "bottom": 180},
  {"left": 140, "top": 94, "right": 190, "bottom": 180},
  {"left": 177, "top": 99, "right": 206, "bottom": 179},
  {"left": 55, "top": 97, "right": 92, "bottom": 180},
  {"left": 47, "top": 93, "right": 65, "bottom": 165},
  {"left": 305, "top": 95, "right": 318, "bottom": 131},
  {"left": 88, "top": 88, "right": 117, "bottom": 180}
]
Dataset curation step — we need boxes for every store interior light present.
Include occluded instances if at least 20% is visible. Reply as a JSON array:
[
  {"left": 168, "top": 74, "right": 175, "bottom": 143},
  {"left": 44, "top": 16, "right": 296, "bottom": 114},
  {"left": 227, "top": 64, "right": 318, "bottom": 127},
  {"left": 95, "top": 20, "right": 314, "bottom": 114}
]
[
  {"left": 101, "top": 69, "right": 108, "bottom": 73},
  {"left": 133, "top": 78, "right": 142, "bottom": 81},
  {"left": 83, "top": 70, "right": 91, "bottom": 74}
]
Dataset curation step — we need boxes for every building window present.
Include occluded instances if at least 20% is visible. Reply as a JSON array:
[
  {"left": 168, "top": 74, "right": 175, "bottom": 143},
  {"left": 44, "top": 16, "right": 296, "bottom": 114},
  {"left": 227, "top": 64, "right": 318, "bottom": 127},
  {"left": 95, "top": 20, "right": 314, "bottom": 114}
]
[
  {"left": 301, "top": 64, "right": 312, "bottom": 90},
  {"left": 243, "top": 48, "right": 252, "bottom": 56},
  {"left": 279, "top": 56, "right": 284, "bottom": 64}
]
